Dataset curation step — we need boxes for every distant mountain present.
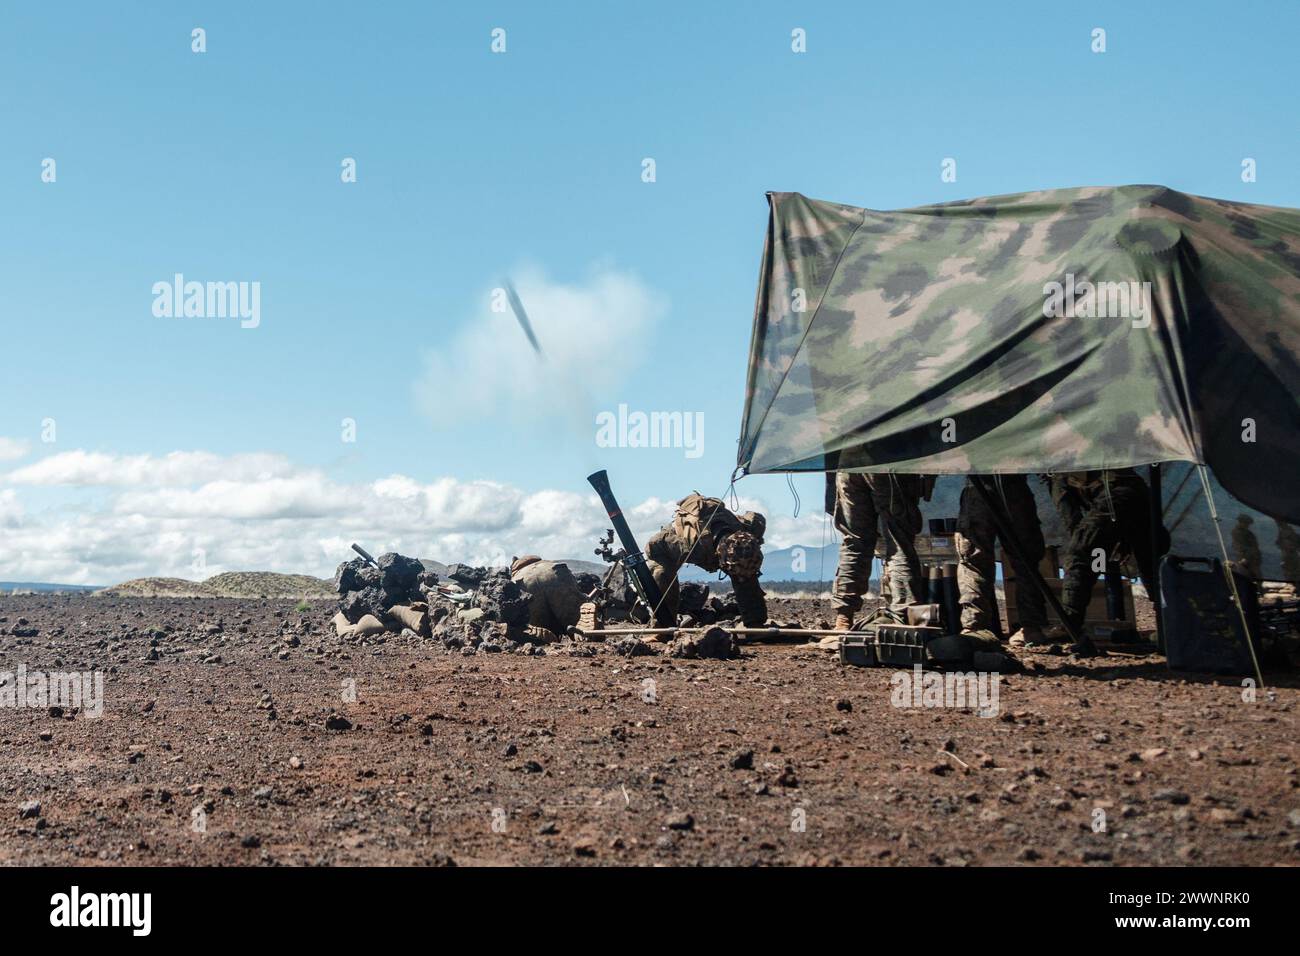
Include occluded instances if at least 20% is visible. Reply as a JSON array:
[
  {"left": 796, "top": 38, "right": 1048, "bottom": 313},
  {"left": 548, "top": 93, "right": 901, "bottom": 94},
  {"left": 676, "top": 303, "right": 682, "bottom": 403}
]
[
  {"left": 679, "top": 544, "right": 841, "bottom": 584},
  {"left": 1, "top": 581, "right": 102, "bottom": 594}
]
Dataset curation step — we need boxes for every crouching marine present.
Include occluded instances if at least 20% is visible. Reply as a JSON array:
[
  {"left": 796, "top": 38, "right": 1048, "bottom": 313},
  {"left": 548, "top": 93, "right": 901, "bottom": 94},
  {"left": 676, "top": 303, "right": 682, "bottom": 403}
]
[{"left": 645, "top": 493, "right": 768, "bottom": 627}]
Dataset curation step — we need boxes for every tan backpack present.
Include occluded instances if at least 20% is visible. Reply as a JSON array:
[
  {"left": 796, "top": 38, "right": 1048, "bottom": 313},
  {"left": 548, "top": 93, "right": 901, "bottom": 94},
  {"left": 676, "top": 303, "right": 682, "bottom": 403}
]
[{"left": 671, "top": 493, "right": 745, "bottom": 558}]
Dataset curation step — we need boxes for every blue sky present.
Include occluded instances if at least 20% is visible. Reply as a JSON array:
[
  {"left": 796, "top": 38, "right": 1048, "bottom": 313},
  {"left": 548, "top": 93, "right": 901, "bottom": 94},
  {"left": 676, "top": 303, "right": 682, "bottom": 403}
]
[{"left": 1, "top": 1, "right": 1297, "bottom": 582}]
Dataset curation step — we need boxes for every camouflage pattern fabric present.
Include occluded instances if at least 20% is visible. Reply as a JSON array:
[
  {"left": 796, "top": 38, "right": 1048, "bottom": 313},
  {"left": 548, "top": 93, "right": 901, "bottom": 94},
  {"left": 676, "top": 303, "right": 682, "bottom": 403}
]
[
  {"left": 511, "top": 560, "right": 586, "bottom": 635},
  {"left": 647, "top": 516, "right": 768, "bottom": 627},
  {"left": 832, "top": 472, "right": 925, "bottom": 612},
  {"left": 730, "top": 575, "right": 768, "bottom": 628},
  {"left": 1047, "top": 473, "right": 1085, "bottom": 536},
  {"left": 738, "top": 187, "right": 1300, "bottom": 523},
  {"left": 1279, "top": 521, "right": 1300, "bottom": 582},
  {"left": 955, "top": 475, "right": 1046, "bottom": 633},
  {"left": 716, "top": 530, "right": 763, "bottom": 578},
  {"left": 668, "top": 493, "right": 747, "bottom": 574},
  {"left": 1059, "top": 473, "right": 1166, "bottom": 628}
]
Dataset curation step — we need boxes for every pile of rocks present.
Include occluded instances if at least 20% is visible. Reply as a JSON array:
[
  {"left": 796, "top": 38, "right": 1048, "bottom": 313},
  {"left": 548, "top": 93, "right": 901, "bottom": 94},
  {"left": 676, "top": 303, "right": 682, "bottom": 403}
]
[
  {"left": 330, "top": 550, "right": 745, "bottom": 660},
  {"left": 676, "top": 582, "right": 743, "bottom": 627},
  {"left": 331, "top": 551, "right": 555, "bottom": 653},
  {"left": 331, "top": 552, "right": 436, "bottom": 639}
]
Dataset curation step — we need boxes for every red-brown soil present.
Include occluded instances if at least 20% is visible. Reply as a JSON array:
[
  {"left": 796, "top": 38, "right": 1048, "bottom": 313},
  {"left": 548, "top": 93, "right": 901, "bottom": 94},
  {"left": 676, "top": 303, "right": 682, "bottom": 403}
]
[{"left": 1, "top": 594, "right": 1296, "bottom": 866}]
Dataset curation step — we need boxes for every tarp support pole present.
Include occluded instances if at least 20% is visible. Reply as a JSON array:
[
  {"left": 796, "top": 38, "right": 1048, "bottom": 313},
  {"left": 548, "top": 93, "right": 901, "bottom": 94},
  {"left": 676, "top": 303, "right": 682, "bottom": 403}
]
[
  {"left": 969, "top": 476, "right": 1096, "bottom": 655},
  {"left": 1195, "top": 465, "right": 1265, "bottom": 689},
  {"left": 1148, "top": 464, "right": 1165, "bottom": 654}
]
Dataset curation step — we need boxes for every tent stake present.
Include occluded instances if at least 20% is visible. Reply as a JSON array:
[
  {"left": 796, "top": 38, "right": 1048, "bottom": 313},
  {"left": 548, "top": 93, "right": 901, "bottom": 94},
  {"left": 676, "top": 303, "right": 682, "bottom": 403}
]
[{"left": 969, "top": 476, "right": 1095, "bottom": 655}]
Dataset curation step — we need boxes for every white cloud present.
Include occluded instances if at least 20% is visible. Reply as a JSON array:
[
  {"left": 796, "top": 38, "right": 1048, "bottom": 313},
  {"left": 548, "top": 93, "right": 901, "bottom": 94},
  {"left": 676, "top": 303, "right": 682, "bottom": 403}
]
[
  {"left": 0, "top": 447, "right": 825, "bottom": 585},
  {"left": 0, "top": 438, "right": 30, "bottom": 462},
  {"left": 413, "top": 264, "right": 666, "bottom": 428},
  {"left": 4, "top": 450, "right": 295, "bottom": 487},
  {"left": 421, "top": 478, "right": 524, "bottom": 532},
  {"left": 0, "top": 489, "right": 23, "bottom": 528},
  {"left": 114, "top": 474, "right": 353, "bottom": 520}
]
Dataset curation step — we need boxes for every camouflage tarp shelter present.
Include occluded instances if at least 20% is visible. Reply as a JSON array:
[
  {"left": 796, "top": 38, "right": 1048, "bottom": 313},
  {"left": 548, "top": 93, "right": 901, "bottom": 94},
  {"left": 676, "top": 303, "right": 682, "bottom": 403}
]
[{"left": 737, "top": 186, "right": 1300, "bottom": 526}]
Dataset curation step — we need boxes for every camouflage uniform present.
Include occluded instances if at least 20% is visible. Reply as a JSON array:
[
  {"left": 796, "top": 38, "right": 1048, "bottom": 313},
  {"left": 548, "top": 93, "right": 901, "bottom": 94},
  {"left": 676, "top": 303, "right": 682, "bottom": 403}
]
[
  {"left": 832, "top": 473, "right": 925, "bottom": 613},
  {"left": 955, "top": 475, "right": 1046, "bottom": 635},
  {"left": 1047, "top": 472, "right": 1085, "bottom": 536},
  {"left": 1231, "top": 515, "right": 1262, "bottom": 579},
  {"left": 1277, "top": 520, "right": 1300, "bottom": 583},
  {"left": 645, "top": 495, "right": 767, "bottom": 627},
  {"left": 510, "top": 557, "right": 586, "bottom": 635},
  {"left": 1053, "top": 470, "right": 1166, "bottom": 630}
]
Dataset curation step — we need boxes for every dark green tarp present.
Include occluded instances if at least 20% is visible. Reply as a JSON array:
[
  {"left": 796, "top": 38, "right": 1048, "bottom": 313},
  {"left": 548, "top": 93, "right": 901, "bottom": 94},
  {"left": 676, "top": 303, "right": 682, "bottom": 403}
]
[{"left": 737, "top": 186, "right": 1300, "bottom": 522}]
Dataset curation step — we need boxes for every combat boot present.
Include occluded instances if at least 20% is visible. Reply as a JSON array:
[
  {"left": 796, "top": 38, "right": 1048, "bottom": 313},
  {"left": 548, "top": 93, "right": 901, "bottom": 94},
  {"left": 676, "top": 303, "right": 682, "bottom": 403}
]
[
  {"left": 1011, "top": 625, "right": 1051, "bottom": 647},
  {"left": 834, "top": 612, "right": 854, "bottom": 631},
  {"left": 1017, "top": 624, "right": 1071, "bottom": 649}
]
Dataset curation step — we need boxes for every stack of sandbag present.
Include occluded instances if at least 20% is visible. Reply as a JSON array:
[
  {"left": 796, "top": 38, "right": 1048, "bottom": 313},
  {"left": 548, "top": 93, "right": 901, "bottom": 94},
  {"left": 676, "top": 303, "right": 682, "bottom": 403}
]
[
  {"left": 331, "top": 551, "right": 437, "bottom": 639},
  {"left": 330, "top": 552, "right": 558, "bottom": 652},
  {"left": 428, "top": 567, "right": 561, "bottom": 653}
]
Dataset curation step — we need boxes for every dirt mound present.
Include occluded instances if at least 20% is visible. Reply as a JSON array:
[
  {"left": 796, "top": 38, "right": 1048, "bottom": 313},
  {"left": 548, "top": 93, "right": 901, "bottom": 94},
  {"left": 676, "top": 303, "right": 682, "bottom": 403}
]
[
  {"left": 205, "top": 572, "right": 333, "bottom": 599},
  {"left": 99, "top": 577, "right": 217, "bottom": 598},
  {"left": 101, "top": 572, "right": 332, "bottom": 599}
]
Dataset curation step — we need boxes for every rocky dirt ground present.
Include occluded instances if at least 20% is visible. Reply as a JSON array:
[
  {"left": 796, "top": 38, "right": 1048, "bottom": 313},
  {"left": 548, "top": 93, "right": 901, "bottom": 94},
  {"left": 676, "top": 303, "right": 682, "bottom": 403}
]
[{"left": 1, "top": 593, "right": 1297, "bottom": 867}]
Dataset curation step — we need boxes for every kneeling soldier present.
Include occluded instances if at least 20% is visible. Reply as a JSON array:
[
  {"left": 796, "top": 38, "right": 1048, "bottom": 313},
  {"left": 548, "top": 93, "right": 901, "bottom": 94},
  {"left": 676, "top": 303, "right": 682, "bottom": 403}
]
[{"left": 644, "top": 493, "right": 768, "bottom": 627}]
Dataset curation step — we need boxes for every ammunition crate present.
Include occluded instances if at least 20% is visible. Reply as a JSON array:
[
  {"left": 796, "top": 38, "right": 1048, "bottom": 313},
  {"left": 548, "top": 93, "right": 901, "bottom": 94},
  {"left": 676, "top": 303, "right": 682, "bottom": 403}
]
[
  {"left": 875, "top": 624, "right": 942, "bottom": 667},
  {"left": 839, "top": 634, "right": 876, "bottom": 667},
  {"left": 1003, "top": 575, "right": 1134, "bottom": 632},
  {"left": 1001, "top": 543, "right": 1135, "bottom": 634},
  {"left": 877, "top": 533, "right": 958, "bottom": 565}
]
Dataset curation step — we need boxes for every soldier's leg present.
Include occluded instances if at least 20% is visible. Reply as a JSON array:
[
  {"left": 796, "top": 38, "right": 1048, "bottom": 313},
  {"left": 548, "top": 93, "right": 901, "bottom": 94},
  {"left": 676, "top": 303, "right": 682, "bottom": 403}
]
[
  {"left": 1003, "top": 477, "right": 1048, "bottom": 630},
  {"left": 645, "top": 530, "right": 683, "bottom": 626},
  {"left": 955, "top": 483, "right": 998, "bottom": 632},
  {"left": 1111, "top": 478, "right": 1163, "bottom": 593},
  {"left": 1049, "top": 476, "right": 1084, "bottom": 536},
  {"left": 832, "top": 473, "right": 878, "bottom": 615},
  {"left": 730, "top": 575, "right": 768, "bottom": 627},
  {"left": 877, "top": 476, "right": 924, "bottom": 607},
  {"left": 1061, "top": 512, "right": 1118, "bottom": 630}
]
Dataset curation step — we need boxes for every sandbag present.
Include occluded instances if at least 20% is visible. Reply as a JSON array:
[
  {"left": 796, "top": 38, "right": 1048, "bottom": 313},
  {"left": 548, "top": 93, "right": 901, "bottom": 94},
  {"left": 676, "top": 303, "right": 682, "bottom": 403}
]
[
  {"left": 332, "top": 611, "right": 355, "bottom": 637},
  {"left": 386, "top": 604, "right": 430, "bottom": 637},
  {"left": 352, "top": 614, "right": 387, "bottom": 637}
]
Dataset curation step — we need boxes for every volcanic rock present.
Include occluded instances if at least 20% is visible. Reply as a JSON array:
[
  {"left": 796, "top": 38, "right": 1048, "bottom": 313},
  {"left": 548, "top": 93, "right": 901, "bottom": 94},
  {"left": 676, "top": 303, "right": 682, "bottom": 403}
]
[
  {"left": 446, "top": 564, "right": 488, "bottom": 588},
  {"left": 341, "top": 587, "right": 385, "bottom": 624},
  {"left": 476, "top": 573, "right": 531, "bottom": 627},
  {"left": 332, "top": 558, "right": 367, "bottom": 594},
  {"left": 377, "top": 552, "right": 423, "bottom": 591},
  {"left": 667, "top": 626, "right": 739, "bottom": 660}
]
